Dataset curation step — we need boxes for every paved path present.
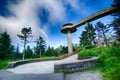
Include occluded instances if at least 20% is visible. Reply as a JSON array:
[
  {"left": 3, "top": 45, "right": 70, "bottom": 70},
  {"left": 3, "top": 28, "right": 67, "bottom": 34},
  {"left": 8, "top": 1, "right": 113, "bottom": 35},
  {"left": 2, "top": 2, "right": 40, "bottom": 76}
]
[
  {"left": 66, "top": 70, "right": 103, "bottom": 80},
  {"left": 7, "top": 54, "right": 79, "bottom": 74},
  {"left": 7, "top": 54, "right": 98, "bottom": 74},
  {"left": 5, "top": 54, "right": 103, "bottom": 80},
  {"left": 0, "top": 70, "right": 65, "bottom": 80},
  {"left": 0, "top": 70, "right": 102, "bottom": 80}
]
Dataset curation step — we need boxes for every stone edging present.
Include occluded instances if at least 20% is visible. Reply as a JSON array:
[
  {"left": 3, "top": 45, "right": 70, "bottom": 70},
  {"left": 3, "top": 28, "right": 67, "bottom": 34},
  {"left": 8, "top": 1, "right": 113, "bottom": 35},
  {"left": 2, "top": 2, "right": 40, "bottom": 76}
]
[
  {"left": 8, "top": 58, "right": 59, "bottom": 68},
  {"left": 54, "top": 57, "right": 98, "bottom": 73}
]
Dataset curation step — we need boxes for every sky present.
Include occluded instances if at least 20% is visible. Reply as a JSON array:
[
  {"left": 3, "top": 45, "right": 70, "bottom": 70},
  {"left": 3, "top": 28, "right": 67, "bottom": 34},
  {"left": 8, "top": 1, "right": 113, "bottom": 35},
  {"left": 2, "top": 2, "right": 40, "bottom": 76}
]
[{"left": 0, "top": 0, "right": 114, "bottom": 50}]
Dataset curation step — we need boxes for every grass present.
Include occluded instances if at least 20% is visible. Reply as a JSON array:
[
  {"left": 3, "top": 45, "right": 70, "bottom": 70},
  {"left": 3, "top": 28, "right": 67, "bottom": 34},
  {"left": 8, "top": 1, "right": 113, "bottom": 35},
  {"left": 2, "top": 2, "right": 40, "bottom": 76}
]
[
  {"left": 0, "top": 56, "right": 58, "bottom": 70},
  {"left": 25, "top": 56, "right": 58, "bottom": 60},
  {"left": 0, "top": 60, "right": 8, "bottom": 69},
  {"left": 78, "top": 46, "right": 120, "bottom": 80}
]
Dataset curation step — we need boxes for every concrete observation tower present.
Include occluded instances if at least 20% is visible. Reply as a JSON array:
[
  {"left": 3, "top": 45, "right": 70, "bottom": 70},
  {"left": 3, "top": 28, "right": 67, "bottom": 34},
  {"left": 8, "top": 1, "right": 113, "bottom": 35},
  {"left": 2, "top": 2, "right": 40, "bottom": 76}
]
[
  {"left": 61, "top": 7, "right": 117, "bottom": 54},
  {"left": 61, "top": 23, "right": 77, "bottom": 54}
]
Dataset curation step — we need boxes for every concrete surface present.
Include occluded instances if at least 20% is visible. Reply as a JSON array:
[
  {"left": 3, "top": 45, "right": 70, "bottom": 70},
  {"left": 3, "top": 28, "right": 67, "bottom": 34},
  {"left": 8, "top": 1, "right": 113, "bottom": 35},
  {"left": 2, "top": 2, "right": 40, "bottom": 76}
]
[
  {"left": 7, "top": 54, "right": 79, "bottom": 74},
  {"left": 0, "top": 70, "right": 65, "bottom": 80},
  {"left": 66, "top": 70, "right": 103, "bottom": 80},
  {"left": 7, "top": 54, "right": 98, "bottom": 74}
]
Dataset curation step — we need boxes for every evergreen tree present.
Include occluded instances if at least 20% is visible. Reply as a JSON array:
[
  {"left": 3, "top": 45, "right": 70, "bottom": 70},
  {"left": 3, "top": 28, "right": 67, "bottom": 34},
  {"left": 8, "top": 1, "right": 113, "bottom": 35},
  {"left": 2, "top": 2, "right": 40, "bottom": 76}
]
[
  {"left": 54, "top": 48, "right": 61, "bottom": 57},
  {"left": 25, "top": 46, "right": 33, "bottom": 58},
  {"left": 112, "top": 0, "right": 120, "bottom": 17},
  {"left": 61, "top": 46, "right": 68, "bottom": 54},
  {"left": 34, "top": 36, "right": 46, "bottom": 58},
  {"left": 14, "top": 45, "right": 22, "bottom": 60},
  {"left": 111, "top": 0, "right": 120, "bottom": 46},
  {"left": 79, "top": 23, "right": 96, "bottom": 48},
  {"left": 9, "top": 45, "right": 16, "bottom": 60},
  {"left": 16, "top": 45, "right": 20, "bottom": 54},
  {"left": 0, "top": 32, "right": 12, "bottom": 60},
  {"left": 17, "top": 27, "right": 32, "bottom": 60},
  {"left": 45, "top": 46, "right": 53, "bottom": 56},
  {"left": 95, "top": 22, "right": 109, "bottom": 46},
  {"left": 73, "top": 43, "right": 79, "bottom": 51}
]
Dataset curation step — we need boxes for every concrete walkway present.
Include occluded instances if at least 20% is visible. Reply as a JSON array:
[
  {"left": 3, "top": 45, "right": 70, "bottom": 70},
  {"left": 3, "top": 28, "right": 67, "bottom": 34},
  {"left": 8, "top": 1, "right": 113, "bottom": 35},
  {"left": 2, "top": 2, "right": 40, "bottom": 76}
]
[
  {"left": 5, "top": 54, "right": 103, "bottom": 80},
  {"left": 7, "top": 54, "right": 79, "bottom": 74},
  {"left": 0, "top": 70, "right": 65, "bottom": 80},
  {"left": 7, "top": 54, "right": 98, "bottom": 74},
  {"left": 66, "top": 70, "right": 103, "bottom": 80},
  {"left": 0, "top": 70, "right": 102, "bottom": 80}
]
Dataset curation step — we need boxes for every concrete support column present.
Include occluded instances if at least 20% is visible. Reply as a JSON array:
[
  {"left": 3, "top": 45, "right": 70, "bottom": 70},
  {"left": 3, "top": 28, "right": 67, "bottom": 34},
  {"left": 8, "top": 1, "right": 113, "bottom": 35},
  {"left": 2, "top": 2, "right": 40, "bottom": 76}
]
[
  {"left": 61, "top": 23, "right": 76, "bottom": 54},
  {"left": 67, "top": 31, "right": 73, "bottom": 54}
]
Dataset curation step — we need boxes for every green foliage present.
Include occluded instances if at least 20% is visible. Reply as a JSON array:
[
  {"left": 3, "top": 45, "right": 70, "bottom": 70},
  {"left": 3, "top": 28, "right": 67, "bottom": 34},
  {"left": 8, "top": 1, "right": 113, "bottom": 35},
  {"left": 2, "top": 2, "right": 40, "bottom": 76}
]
[
  {"left": 73, "top": 44, "right": 80, "bottom": 51},
  {"left": 25, "top": 46, "right": 33, "bottom": 58},
  {"left": 60, "top": 45, "right": 68, "bottom": 54},
  {"left": 25, "top": 56, "right": 57, "bottom": 61},
  {"left": 44, "top": 45, "right": 68, "bottom": 57},
  {"left": 34, "top": 36, "right": 46, "bottom": 58},
  {"left": 111, "top": 18, "right": 120, "bottom": 47},
  {"left": 0, "top": 31, "right": 13, "bottom": 60},
  {"left": 45, "top": 46, "right": 57, "bottom": 56},
  {"left": 111, "top": 0, "right": 120, "bottom": 47},
  {"left": 17, "top": 27, "right": 32, "bottom": 40},
  {"left": 45, "top": 46, "right": 53, "bottom": 56},
  {"left": 0, "top": 31, "right": 22, "bottom": 61},
  {"left": 84, "top": 45, "right": 95, "bottom": 49},
  {"left": 17, "top": 27, "right": 32, "bottom": 60},
  {"left": 112, "top": 0, "right": 120, "bottom": 17},
  {"left": 95, "top": 22, "right": 110, "bottom": 46},
  {"left": 79, "top": 23, "right": 96, "bottom": 47},
  {"left": 13, "top": 45, "right": 22, "bottom": 60},
  {"left": 0, "top": 60, "right": 8, "bottom": 69},
  {"left": 78, "top": 47, "right": 120, "bottom": 80},
  {"left": 78, "top": 48, "right": 99, "bottom": 57}
]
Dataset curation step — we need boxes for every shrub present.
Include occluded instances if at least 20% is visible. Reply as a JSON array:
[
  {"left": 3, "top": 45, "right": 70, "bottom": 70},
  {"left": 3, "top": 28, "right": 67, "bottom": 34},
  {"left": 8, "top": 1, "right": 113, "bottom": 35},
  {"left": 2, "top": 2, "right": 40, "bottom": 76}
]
[
  {"left": 84, "top": 45, "right": 95, "bottom": 49},
  {"left": 0, "top": 60, "right": 8, "bottom": 69},
  {"left": 78, "top": 46, "right": 120, "bottom": 80}
]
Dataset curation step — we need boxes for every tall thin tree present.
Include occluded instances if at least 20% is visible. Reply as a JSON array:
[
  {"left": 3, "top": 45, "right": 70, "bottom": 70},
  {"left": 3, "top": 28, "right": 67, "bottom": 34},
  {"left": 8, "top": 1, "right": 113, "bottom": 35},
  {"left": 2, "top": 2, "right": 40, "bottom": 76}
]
[{"left": 17, "top": 27, "right": 32, "bottom": 60}]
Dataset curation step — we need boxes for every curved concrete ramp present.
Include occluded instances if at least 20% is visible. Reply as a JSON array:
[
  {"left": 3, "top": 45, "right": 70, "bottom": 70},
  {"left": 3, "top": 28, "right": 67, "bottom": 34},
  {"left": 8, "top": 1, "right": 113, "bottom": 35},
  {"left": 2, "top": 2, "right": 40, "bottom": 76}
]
[
  {"left": 7, "top": 54, "right": 98, "bottom": 74},
  {"left": 7, "top": 54, "right": 78, "bottom": 74}
]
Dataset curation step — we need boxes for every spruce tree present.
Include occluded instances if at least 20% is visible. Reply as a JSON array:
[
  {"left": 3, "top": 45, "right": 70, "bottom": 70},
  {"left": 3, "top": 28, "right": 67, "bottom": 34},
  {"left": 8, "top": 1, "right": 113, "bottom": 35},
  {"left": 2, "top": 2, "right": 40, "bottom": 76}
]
[
  {"left": 79, "top": 23, "right": 96, "bottom": 48},
  {"left": 34, "top": 36, "right": 46, "bottom": 58},
  {"left": 0, "top": 32, "right": 11, "bottom": 60}
]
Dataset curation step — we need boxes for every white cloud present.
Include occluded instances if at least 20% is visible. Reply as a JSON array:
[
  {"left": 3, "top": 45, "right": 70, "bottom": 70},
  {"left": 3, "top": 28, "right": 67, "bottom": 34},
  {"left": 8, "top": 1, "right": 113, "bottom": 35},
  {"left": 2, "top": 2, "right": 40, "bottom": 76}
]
[
  {"left": 0, "top": 0, "right": 82, "bottom": 48},
  {"left": 0, "top": 0, "right": 48, "bottom": 47},
  {"left": 39, "top": 0, "right": 66, "bottom": 23},
  {"left": 65, "top": 0, "right": 80, "bottom": 10}
]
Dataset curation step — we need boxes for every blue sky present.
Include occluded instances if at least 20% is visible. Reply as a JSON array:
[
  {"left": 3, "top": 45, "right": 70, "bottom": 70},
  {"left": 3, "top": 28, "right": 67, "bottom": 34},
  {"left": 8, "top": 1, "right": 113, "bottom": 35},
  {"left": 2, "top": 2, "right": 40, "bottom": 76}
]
[{"left": 0, "top": 0, "right": 114, "bottom": 49}]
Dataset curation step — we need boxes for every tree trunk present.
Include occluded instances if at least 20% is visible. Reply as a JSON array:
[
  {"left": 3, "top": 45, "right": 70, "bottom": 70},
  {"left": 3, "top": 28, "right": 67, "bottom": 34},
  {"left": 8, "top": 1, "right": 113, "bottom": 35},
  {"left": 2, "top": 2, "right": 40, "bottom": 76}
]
[
  {"left": 103, "top": 32, "right": 108, "bottom": 46},
  {"left": 23, "top": 39, "right": 26, "bottom": 60},
  {"left": 102, "top": 28, "right": 108, "bottom": 46}
]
